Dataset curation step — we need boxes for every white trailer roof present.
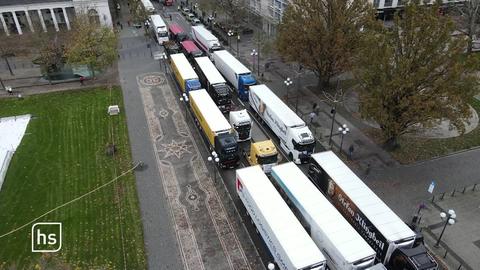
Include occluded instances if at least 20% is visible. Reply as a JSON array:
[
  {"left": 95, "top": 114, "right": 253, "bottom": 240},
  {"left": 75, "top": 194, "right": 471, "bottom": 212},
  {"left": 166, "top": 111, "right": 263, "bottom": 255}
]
[
  {"left": 194, "top": 57, "right": 226, "bottom": 85},
  {"left": 272, "top": 163, "right": 376, "bottom": 264},
  {"left": 170, "top": 53, "right": 198, "bottom": 81},
  {"left": 213, "top": 50, "right": 251, "bottom": 75},
  {"left": 250, "top": 84, "right": 305, "bottom": 128},
  {"left": 150, "top": 15, "right": 166, "bottom": 29},
  {"left": 237, "top": 166, "right": 325, "bottom": 269},
  {"left": 189, "top": 89, "right": 231, "bottom": 133},
  {"left": 310, "top": 151, "right": 416, "bottom": 243},
  {"left": 192, "top": 26, "right": 218, "bottom": 42}
]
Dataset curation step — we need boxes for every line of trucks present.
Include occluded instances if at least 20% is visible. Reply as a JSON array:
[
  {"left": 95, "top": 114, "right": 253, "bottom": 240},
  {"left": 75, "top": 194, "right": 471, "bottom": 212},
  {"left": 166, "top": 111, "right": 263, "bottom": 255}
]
[
  {"left": 161, "top": 19, "right": 438, "bottom": 270},
  {"left": 168, "top": 24, "right": 316, "bottom": 169},
  {"left": 236, "top": 152, "right": 439, "bottom": 270}
]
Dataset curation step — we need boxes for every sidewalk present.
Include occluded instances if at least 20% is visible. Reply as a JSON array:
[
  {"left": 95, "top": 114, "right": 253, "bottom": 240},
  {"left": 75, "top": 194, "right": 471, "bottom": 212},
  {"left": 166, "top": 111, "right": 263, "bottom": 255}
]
[{"left": 230, "top": 33, "right": 398, "bottom": 174}]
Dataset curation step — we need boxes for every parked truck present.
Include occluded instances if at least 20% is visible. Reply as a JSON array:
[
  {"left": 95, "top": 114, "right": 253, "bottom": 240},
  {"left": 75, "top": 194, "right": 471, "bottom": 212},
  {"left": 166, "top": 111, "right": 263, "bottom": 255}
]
[
  {"left": 307, "top": 151, "right": 438, "bottom": 270},
  {"left": 213, "top": 50, "right": 256, "bottom": 101},
  {"left": 189, "top": 89, "right": 239, "bottom": 168},
  {"left": 271, "top": 162, "right": 377, "bottom": 270},
  {"left": 194, "top": 56, "right": 232, "bottom": 113},
  {"left": 249, "top": 84, "right": 315, "bottom": 164},
  {"left": 191, "top": 25, "right": 223, "bottom": 57},
  {"left": 170, "top": 53, "right": 201, "bottom": 93},
  {"left": 229, "top": 109, "right": 251, "bottom": 141},
  {"left": 236, "top": 166, "right": 326, "bottom": 270},
  {"left": 246, "top": 139, "right": 277, "bottom": 174}
]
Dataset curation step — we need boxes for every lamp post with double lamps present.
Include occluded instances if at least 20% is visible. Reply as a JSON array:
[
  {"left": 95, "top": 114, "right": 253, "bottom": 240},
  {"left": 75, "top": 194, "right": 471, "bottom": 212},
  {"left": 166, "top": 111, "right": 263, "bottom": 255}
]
[
  {"left": 228, "top": 30, "right": 234, "bottom": 50},
  {"left": 250, "top": 49, "right": 258, "bottom": 74},
  {"left": 338, "top": 124, "right": 350, "bottom": 155},
  {"left": 207, "top": 151, "right": 220, "bottom": 183},
  {"left": 434, "top": 209, "right": 456, "bottom": 248},
  {"left": 284, "top": 77, "right": 293, "bottom": 102},
  {"left": 179, "top": 93, "right": 189, "bottom": 119}
]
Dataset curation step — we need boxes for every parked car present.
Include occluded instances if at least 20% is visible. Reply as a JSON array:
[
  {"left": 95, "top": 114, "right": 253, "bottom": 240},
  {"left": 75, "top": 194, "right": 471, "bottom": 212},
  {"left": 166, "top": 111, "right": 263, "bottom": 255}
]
[
  {"left": 186, "top": 13, "right": 195, "bottom": 22},
  {"left": 181, "top": 8, "right": 190, "bottom": 15},
  {"left": 191, "top": 18, "right": 201, "bottom": 26}
]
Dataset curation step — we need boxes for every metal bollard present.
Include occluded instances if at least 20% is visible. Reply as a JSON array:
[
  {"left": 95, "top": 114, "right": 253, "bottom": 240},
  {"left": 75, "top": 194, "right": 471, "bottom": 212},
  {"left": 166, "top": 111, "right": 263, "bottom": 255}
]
[
  {"left": 431, "top": 195, "right": 435, "bottom": 202},
  {"left": 462, "top": 187, "right": 466, "bottom": 194},
  {"left": 441, "top": 192, "right": 445, "bottom": 200},
  {"left": 451, "top": 189, "right": 456, "bottom": 197},
  {"left": 473, "top": 184, "right": 477, "bottom": 191},
  {"left": 457, "top": 264, "right": 462, "bottom": 270}
]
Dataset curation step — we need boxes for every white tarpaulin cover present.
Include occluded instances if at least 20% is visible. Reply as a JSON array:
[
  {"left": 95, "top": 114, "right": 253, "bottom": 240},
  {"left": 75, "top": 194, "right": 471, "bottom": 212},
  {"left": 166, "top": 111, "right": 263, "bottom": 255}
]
[{"left": 0, "top": 114, "right": 31, "bottom": 191}]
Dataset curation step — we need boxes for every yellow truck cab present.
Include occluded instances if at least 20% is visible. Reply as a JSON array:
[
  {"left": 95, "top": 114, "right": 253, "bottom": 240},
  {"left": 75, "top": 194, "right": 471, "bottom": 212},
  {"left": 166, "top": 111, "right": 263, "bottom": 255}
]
[{"left": 247, "top": 140, "right": 278, "bottom": 173}]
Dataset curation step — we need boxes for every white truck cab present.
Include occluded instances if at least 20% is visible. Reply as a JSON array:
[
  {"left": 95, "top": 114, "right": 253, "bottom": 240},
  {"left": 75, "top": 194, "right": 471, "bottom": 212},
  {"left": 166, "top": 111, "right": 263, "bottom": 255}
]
[{"left": 229, "top": 110, "right": 251, "bottom": 142}]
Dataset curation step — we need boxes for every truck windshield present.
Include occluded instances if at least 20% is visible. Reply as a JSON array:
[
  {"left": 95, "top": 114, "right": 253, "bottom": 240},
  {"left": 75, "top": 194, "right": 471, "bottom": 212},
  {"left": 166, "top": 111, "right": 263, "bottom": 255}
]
[
  {"left": 257, "top": 154, "right": 277, "bottom": 164},
  {"left": 158, "top": 31, "right": 168, "bottom": 37},
  {"left": 234, "top": 123, "right": 250, "bottom": 131},
  {"left": 292, "top": 139, "right": 315, "bottom": 152}
]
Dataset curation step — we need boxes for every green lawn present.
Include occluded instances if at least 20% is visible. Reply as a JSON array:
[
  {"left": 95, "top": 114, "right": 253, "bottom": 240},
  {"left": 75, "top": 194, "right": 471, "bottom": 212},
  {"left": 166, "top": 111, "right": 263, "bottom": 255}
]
[
  {"left": 0, "top": 88, "right": 145, "bottom": 269},
  {"left": 366, "top": 98, "right": 480, "bottom": 164}
]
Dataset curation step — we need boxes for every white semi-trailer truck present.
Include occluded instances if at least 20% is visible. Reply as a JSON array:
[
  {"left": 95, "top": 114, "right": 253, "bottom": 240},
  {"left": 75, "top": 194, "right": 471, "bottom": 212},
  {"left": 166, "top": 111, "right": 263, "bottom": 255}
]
[
  {"left": 212, "top": 50, "right": 256, "bottom": 101},
  {"left": 191, "top": 25, "right": 222, "bottom": 57},
  {"left": 307, "top": 151, "right": 438, "bottom": 270},
  {"left": 249, "top": 84, "right": 315, "bottom": 164},
  {"left": 236, "top": 166, "right": 326, "bottom": 270},
  {"left": 271, "top": 162, "right": 376, "bottom": 270}
]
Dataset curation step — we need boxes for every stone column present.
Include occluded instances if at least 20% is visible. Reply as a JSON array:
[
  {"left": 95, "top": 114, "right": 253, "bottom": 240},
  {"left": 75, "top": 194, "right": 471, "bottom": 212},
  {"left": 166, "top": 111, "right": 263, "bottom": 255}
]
[
  {"left": 12, "top": 11, "right": 22, "bottom": 35},
  {"left": 62, "top": 8, "right": 70, "bottom": 30},
  {"left": 25, "top": 10, "right": 34, "bottom": 32},
  {"left": 37, "top": 9, "right": 47, "bottom": 32},
  {"left": 50, "top": 8, "right": 59, "bottom": 31},
  {"left": 0, "top": 13, "right": 9, "bottom": 36}
]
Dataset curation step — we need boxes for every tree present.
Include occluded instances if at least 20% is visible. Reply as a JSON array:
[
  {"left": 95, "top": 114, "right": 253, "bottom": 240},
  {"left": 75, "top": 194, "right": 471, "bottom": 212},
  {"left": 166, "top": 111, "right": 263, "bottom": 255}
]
[
  {"left": 34, "top": 33, "right": 66, "bottom": 82},
  {"left": 65, "top": 13, "right": 117, "bottom": 78},
  {"left": 277, "top": 0, "right": 372, "bottom": 88},
  {"left": 451, "top": 0, "right": 480, "bottom": 53},
  {"left": 216, "top": 0, "right": 248, "bottom": 27},
  {"left": 354, "top": 1, "right": 479, "bottom": 149}
]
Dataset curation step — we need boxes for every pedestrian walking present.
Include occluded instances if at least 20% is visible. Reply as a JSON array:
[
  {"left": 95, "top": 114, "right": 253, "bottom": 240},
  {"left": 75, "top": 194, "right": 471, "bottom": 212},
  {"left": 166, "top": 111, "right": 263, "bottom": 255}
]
[
  {"left": 365, "top": 163, "right": 371, "bottom": 175},
  {"left": 80, "top": 76, "right": 85, "bottom": 86},
  {"left": 309, "top": 111, "right": 316, "bottom": 125},
  {"left": 120, "top": 22, "right": 123, "bottom": 29},
  {"left": 127, "top": 20, "right": 131, "bottom": 27},
  {"left": 348, "top": 144, "right": 355, "bottom": 160}
]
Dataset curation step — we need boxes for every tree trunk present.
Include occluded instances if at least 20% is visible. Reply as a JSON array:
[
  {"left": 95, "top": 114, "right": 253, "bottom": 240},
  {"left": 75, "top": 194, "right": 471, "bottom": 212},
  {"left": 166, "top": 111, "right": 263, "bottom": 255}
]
[
  {"left": 383, "top": 136, "right": 399, "bottom": 151},
  {"left": 90, "top": 63, "right": 96, "bottom": 79},
  {"left": 3, "top": 56, "right": 14, "bottom": 76}
]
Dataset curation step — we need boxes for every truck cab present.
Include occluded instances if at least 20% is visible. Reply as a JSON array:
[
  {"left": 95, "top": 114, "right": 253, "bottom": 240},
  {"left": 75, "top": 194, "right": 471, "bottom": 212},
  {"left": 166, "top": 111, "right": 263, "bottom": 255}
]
[
  {"left": 214, "top": 133, "right": 239, "bottom": 168},
  {"left": 389, "top": 246, "right": 437, "bottom": 270},
  {"left": 210, "top": 84, "right": 232, "bottom": 113},
  {"left": 229, "top": 110, "right": 251, "bottom": 141},
  {"left": 247, "top": 140, "right": 278, "bottom": 174},
  {"left": 238, "top": 73, "right": 256, "bottom": 101},
  {"left": 285, "top": 126, "right": 315, "bottom": 164}
]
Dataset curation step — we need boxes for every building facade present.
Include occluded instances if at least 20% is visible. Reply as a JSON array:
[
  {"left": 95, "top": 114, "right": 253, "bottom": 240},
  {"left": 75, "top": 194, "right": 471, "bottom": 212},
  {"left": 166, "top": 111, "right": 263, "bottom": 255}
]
[
  {"left": 249, "top": 0, "right": 289, "bottom": 36},
  {"left": 0, "top": 0, "right": 112, "bottom": 36}
]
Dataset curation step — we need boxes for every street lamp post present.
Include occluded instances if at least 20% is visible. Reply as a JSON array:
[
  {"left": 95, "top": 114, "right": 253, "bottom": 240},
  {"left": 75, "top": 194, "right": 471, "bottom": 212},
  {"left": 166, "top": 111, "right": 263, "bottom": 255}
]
[
  {"left": 207, "top": 151, "right": 220, "bottom": 184},
  {"left": 435, "top": 209, "right": 456, "bottom": 248},
  {"left": 328, "top": 106, "right": 337, "bottom": 146},
  {"left": 228, "top": 30, "right": 234, "bottom": 50},
  {"left": 338, "top": 124, "right": 350, "bottom": 155},
  {"left": 179, "top": 93, "right": 189, "bottom": 119},
  {"left": 236, "top": 34, "right": 240, "bottom": 56},
  {"left": 250, "top": 49, "right": 258, "bottom": 74},
  {"left": 284, "top": 77, "right": 292, "bottom": 103}
]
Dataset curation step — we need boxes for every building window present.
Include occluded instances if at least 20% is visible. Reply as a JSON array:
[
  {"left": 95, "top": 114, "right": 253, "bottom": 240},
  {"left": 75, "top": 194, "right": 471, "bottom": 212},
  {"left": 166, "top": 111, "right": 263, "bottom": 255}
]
[{"left": 384, "top": 0, "right": 393, "bottom": 7}]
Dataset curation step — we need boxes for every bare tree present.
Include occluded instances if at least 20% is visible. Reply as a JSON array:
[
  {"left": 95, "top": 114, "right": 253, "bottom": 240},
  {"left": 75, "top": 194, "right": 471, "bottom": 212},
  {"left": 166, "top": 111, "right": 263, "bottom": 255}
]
[{"left": 452, "top": 0, "right": 480, "bottom": 53}]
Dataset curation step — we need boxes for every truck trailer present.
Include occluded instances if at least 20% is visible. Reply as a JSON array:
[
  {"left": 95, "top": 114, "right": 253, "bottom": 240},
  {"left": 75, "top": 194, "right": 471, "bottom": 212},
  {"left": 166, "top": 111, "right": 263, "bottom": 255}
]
[
  {"left": 170, "top": 53, "right": 201, "bottom": 93},
  {"left": 191, "top": 25, "right": 222, "bottom": 57},
  {"left": 194, "top": 56, "right": 232, "bottom": 113},
  {"left": 229, "top": 109, "right": 251, "bottom": 141},
  {"left": 249, "top": 84, "right": 315, "bottom": 164},
  {"left": 149, "top": 14, "right": 169, "bottom": 44},
  {"left": 189, "top": 89, "right": 239, "bottom": 168},
  {"left": 236, "top": 166, "right": 326, "bottom": 270},
  {"left": 271, "top": 162, "right": 376, "bottom": 270},
  {"left": 307, "top": 151, "right": 438, "bottom": 270},
  {"left": 212, "top": 50, "right": 256, "bottom": 101}
]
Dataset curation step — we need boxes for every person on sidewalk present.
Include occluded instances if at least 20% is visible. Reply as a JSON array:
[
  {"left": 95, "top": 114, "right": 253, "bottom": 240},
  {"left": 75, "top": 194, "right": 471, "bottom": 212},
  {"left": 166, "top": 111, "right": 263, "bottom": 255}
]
[
  {"left": 80, "top": 76, "right": 85, "bottom": 86},
  {"left": 348, "top": 144, "right": 355, "bottom": 160}
]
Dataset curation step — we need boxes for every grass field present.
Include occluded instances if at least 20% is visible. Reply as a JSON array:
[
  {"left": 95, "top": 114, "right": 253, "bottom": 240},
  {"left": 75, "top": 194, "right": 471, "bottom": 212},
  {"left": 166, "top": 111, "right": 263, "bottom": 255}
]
[{"left": 0, "top": 88, "right": 146, "bottom": 269}]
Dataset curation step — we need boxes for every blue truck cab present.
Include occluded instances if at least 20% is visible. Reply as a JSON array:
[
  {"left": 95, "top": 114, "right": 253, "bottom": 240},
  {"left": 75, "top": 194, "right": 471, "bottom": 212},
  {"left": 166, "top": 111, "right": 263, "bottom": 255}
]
[
  {"left": 185, "top": 79, "right": 202, "bottom": 94},
  {"left": 238, "top": 74, "right": 256, "bottom": 101}
]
